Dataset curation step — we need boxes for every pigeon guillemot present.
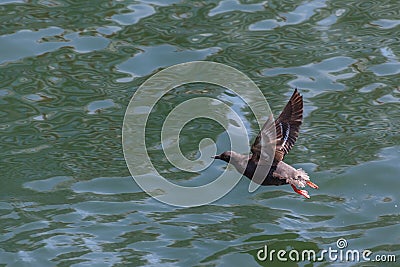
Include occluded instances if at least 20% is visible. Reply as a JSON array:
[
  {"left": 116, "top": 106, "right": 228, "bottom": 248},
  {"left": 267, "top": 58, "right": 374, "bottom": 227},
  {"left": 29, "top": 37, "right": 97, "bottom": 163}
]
[{"left": 213, "top": 89, "right": 318, "bottom": 198}]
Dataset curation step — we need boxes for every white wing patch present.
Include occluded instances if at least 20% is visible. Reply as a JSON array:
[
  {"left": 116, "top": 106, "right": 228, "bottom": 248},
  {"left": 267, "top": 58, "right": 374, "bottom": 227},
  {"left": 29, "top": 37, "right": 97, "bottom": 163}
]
[{"left": 281, "top": 122, "right": 290, "bottom": 150}]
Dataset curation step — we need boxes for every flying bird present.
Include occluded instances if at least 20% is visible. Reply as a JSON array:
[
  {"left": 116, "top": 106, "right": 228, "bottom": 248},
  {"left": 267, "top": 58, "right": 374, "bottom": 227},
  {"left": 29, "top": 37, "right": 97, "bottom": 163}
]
[{"left": 213, "top": 89, "right": 318, "bottom": 198}]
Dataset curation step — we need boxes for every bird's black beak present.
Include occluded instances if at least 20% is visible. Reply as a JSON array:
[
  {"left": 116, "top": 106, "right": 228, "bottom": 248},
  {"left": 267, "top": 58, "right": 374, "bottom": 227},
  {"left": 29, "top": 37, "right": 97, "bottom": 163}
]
[{"left": 212, "top": 155, "right": 221, "bottom": 160}]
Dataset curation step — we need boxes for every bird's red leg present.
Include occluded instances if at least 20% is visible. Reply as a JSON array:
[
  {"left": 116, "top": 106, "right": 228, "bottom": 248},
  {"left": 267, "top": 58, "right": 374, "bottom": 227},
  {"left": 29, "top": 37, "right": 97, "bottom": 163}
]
[
  {"left": 306, "top": 180, "right": 319, "bottom": 189},
  {"left": 291, "top": 184, "right": 310, "bottom": 199}
]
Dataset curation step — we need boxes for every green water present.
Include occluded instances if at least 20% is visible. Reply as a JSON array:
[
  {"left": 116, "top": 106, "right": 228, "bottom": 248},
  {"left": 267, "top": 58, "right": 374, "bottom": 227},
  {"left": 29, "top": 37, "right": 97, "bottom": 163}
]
[{"left": 1, "top": 0, "right": 399, "bottom": 266}]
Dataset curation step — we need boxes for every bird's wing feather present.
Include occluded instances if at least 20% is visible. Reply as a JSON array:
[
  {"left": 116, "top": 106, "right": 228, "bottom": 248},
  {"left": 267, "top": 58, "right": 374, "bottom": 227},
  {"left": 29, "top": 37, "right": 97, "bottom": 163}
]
[{"left": 251, "top": 89, "right": 303, "bottom": 163}]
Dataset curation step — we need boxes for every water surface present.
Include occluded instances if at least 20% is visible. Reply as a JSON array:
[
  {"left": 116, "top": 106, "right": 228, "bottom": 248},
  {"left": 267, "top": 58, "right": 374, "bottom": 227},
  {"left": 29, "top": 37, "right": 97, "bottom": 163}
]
[{"left": 0, "top": 0, "right": 399, "bottom": 266}]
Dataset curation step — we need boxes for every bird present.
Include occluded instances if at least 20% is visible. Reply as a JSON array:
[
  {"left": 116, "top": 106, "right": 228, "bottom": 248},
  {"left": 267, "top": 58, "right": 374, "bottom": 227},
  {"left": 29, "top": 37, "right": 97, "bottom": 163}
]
[{"left": 213, "top": 89, "right": 318, "bottom": 198}]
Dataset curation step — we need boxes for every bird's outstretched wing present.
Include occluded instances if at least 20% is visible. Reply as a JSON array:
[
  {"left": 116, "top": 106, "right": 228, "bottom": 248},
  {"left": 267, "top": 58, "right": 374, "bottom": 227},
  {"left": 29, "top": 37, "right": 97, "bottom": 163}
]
[{"left": 251, "top": 89, "right": 303, "bottom": 162}]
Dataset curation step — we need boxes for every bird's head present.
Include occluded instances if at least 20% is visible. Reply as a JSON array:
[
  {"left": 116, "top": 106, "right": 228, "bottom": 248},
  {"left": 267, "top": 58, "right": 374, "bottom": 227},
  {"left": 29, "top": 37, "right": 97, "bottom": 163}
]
[{"left": 212, "top": 151, "right": 232, "bottom": 163}]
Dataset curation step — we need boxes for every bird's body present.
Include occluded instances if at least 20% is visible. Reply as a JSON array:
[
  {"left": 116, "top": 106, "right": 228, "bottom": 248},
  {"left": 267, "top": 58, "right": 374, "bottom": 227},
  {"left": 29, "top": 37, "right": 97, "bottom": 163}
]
[{"left": 214, "top": 89, "right": 318, "bottom": 198}]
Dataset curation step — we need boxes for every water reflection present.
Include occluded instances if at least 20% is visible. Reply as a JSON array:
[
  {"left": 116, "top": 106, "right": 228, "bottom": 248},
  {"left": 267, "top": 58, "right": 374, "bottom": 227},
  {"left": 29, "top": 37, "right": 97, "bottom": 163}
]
[{"left": 0, "top": 0, "right": 399, "bottom": 266}]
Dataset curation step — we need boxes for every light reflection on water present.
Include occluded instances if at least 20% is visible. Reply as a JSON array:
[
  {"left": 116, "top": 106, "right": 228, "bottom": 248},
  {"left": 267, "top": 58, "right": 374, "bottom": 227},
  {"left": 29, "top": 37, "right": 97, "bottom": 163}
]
[{"left": 0, "top": 0, "right": 399, "bottom": 266}]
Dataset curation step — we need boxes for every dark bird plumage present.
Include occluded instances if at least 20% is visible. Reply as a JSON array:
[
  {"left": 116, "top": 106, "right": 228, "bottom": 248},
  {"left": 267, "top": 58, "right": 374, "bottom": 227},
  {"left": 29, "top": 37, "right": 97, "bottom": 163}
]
[{"left": 214, "top": 89, "right": 318, "bottom": 198}]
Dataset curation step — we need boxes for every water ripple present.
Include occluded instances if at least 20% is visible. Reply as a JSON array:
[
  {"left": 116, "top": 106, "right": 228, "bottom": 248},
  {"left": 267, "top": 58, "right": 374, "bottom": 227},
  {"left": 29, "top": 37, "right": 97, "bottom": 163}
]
[
  {"left": 209, "top": 0, "right": 266, "bottom": 17},
  {"left": 116, "top": 44, "right": 221, "bottom": 80},
  {"left": 1, "top": 0, "right": 400, "bottom": 266},
  {"left": 249, "top": 0, "right": 327, "bottom": 31},
  {"left": 263, "top": 56, "right": 357, "bottom": 94}
]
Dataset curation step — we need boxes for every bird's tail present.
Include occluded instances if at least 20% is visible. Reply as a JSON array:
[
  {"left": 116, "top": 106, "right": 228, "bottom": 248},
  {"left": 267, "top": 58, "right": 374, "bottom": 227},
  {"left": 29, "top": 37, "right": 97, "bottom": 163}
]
[{"left": 286, "top": 168, "right": 318, "bottom": 189}]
